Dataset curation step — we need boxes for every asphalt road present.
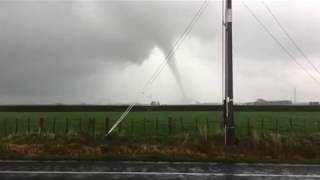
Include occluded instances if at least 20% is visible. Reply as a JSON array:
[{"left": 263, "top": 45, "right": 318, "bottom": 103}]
[{"left": 0, "top": 160, "right": 320, "bottom": 180}]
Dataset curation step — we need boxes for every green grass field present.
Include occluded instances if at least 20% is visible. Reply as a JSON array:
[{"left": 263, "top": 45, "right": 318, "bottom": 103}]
[{"left": 0, "top": 111, "right": 319, "bottom": 138}]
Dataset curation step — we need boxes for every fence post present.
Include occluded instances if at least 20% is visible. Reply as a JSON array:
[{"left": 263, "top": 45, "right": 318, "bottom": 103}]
[
  {"left": 65, "top": 118, "right": 69, "bottom": 134},
  {"left": 143, "top": 117, "right": 146, "bottom": 136},
  {"left": 27, "top": 118, "right": 31, "bottom": 134},
  {"left": 276, "top": 118, "right": 279, "bottom": 135},
  {"left": 39, "top": 118, "right": 44, "bottom": 135},
  {"left": 105, "top": 118, "right": 110, "bottom": 133},
  {"left": 247, "top": 118, "right": 251, "bottom": 137},
  {"left": 195, "top": 118, "right": 199, "bottom": 132},
  {"left": 290, "top": 117, "right": 293, "bottom": 133},
  {"left": 3, "top": 119, "right": 7, "bottom": 136},
  {"left": 93, "top": 118, "right": 96, "bottom": 139},
  {"left": 52, "top": 118, "right": 56, "bottom": 134},
  {"left": 79, "top": 118, "right": 82, "bottom": 133},
  {"left": 131, "top": 118, "right": 134, "bottom": 137},
  {"left": 304, "top": 118, "right": 307, "bottom": 134},
  {"left": 15, "top": 119, "right": 18, "bottom": 134},
  {"left": 180, "top": 117, "right": 184, "bottom": 134},
  {"left": 261, "top": 118, "right": 265, "bottom": 136},
  {"left": 87, "top": 119, "right": 90, "bottom": 135},
  {"left": 155, "top": 117, "right": 159, "bottom": 136},
  {"left": 206, "top": 117, "right": 209, "bottom": 135},
  {"left": 168, "top": 117, "right": 173, "bottom": 136}
]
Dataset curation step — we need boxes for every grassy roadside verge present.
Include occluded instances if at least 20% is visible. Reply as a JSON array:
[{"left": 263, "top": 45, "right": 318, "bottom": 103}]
[{"left": 1, "top": 131, "right": 320, "bottom": 163}]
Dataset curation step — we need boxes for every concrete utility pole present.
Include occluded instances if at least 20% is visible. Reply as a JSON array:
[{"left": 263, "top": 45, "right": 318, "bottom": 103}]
[{"left": 223, "top": 0, "right": 236, "bottom": 145}]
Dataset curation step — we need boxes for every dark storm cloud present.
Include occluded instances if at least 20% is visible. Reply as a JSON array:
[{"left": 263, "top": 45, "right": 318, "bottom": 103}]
[
  {"left": 0, "top": 1, "right": 220, "bottom": 63},
  {"left": 0, "top": 0, "right": 319, "bottom": 104},
  {"left": 0, "top": 0, "right": 221, "bottom": 103}
]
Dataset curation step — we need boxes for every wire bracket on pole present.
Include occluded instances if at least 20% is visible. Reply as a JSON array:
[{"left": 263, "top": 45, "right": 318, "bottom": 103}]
[
  {"left": 226, "top": 9, "right": 232, "bottom": 22},
  {"left": 226, "top": 126, "right": 235, "bottom": 129}
]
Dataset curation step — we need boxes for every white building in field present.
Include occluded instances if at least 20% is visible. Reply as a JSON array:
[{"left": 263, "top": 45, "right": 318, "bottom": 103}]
[
  {"left": 150, "top": 101, "right": 160, "bottom": 106},
  {"left": 248, "top": 99, "right": 292, "bottom": 105}
]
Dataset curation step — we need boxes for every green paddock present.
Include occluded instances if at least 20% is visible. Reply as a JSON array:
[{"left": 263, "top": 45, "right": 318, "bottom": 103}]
[{"left": 0, "top": 111, "right": 319, "bottom": 138}]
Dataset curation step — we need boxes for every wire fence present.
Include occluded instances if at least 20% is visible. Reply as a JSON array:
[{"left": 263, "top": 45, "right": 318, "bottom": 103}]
[{"left": 1, "top": 116, "right": 320, "bottom": 138}]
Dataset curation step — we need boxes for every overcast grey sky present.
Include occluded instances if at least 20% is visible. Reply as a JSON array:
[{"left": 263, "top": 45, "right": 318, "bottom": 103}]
[{"left": 0, "top": 0, "right": 319, "bottom": 104}]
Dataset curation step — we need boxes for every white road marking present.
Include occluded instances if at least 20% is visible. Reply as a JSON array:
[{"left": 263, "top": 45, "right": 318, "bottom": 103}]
[
  {"left": 0, "top": 171, "right": 320, "bottom": 178},
  {"left": 1, "top": 160, "right": 320, "bottom": 167},
  {"left": 235, "top": 163, "right": 320, "bottom": 167}
]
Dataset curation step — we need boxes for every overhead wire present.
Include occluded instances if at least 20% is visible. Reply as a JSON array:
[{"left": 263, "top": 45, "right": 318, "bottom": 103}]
[
  {"left": 262, "top": 1, "right": 320, "bottom": 78},
  {"left": 145, "top": 0, "right": 210, "bottom": 86},
  {"left": 106, "top": 0, "right": 210, "bottom": 136},
  {"left": 242, "top": 2, "right": 320, "bottom": 86}
]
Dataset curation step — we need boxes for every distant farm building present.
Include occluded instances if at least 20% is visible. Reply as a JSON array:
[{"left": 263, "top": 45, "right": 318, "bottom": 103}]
[
  {"left": 150, "top": 101, "right": 161, "bottom": 106},
  {"left": 248, "top": 99, "right": 292, "bottom": 105},
  {"left": 309, "top": 102, "right": 320, "bottom": 106}
]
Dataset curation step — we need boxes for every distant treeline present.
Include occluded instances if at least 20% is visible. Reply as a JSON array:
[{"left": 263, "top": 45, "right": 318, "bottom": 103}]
[{"left": 0, "top": 105, "right": 319, "bottom": 112}]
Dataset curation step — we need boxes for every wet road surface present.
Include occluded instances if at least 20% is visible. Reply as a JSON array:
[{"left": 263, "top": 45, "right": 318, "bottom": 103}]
[{"left": 0, "top": 160, "right": 320, "bottom": 179}]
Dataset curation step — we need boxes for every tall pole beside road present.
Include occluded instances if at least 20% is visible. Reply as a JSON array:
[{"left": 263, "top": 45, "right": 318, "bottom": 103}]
[{"left": 223, "top": 0, "right": 236, "bottom": 145}]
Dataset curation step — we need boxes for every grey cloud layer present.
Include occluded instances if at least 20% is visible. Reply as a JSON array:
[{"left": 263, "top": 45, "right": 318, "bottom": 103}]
[
  {"left": 0, "top": 1, "right": 319, "bottom": 104},
  {"left": 0, "top": 1, "right": 219, "bottom": 103}
]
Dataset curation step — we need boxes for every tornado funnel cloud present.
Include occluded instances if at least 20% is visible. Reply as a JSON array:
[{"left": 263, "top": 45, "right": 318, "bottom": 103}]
[
  {"left": 167, "top": 58, "right": 188, "bottom": 100},
  {"left": 157, "top": 42, "right": 189, "bottom": 102}
]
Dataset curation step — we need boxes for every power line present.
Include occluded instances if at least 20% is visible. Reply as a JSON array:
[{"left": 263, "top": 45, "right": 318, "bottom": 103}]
[
  {"left": 145, "top": 0, "right": 210, "bottom": 86},
  {"left": 106, "top": 0, "right": 209, "bottom": 136},
  {"left": 262, "top": 1, "right": 320, "bottom": 78},
  {"left": 242, "top": 2, "right": 320, "bottom": 86}
]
